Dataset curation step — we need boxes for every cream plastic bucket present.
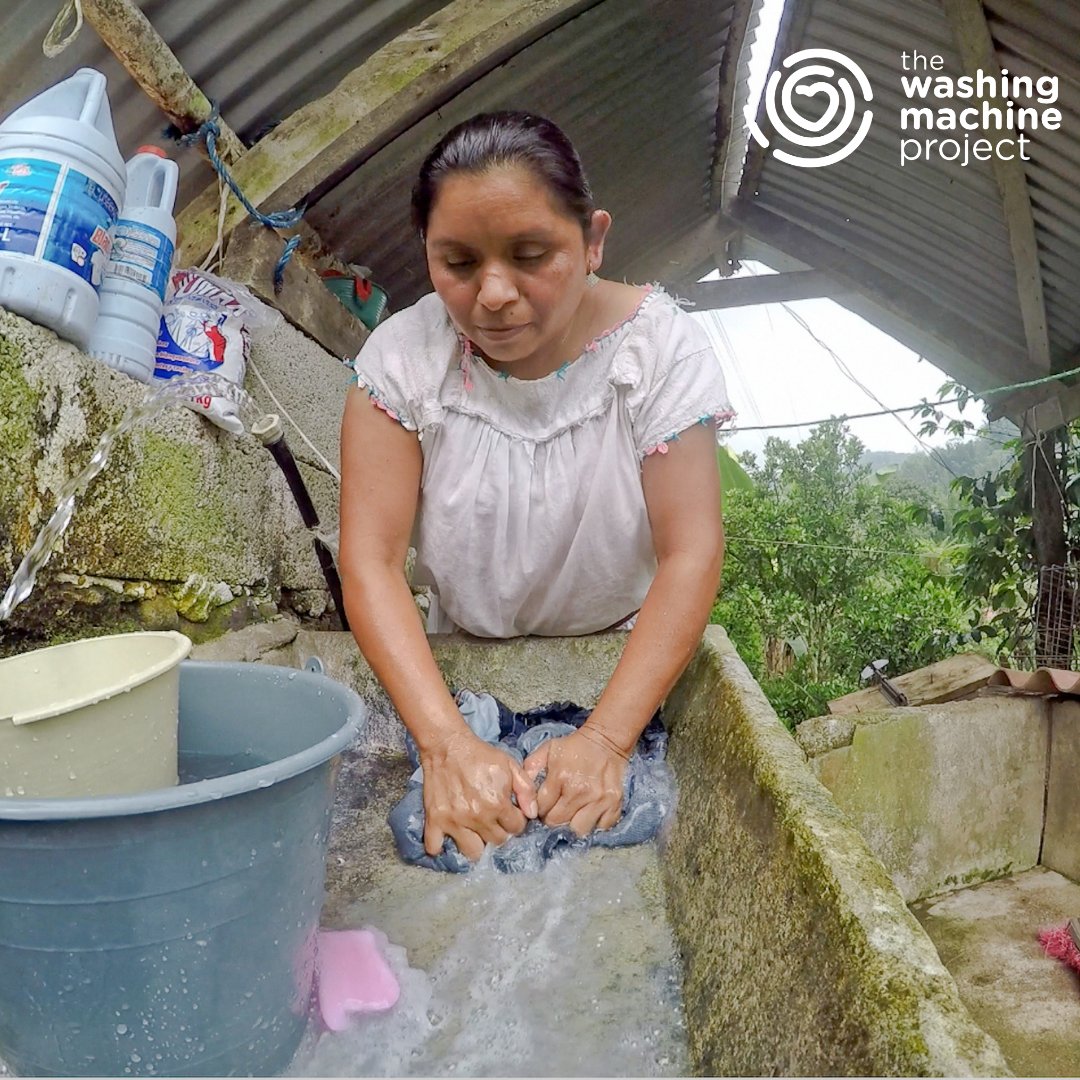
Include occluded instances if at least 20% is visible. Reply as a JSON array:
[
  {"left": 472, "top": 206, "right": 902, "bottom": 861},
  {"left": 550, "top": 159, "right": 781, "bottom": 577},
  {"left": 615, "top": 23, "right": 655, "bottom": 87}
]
[{"left": 0, "top": 630, "right": 191, "bottom": 798}]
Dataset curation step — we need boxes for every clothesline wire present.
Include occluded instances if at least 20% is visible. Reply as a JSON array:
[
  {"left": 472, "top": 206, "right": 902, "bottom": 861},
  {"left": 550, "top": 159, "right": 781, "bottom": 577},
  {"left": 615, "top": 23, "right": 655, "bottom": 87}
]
[
  {"left": 725, "top": 535, "right": 932, "bottom": 558},
  {"left": 728, "top": 357, "right": 1080, "bottom": 434},
  {"left": 785, "top": 310, "right": 960, "bottom": 478},
  {"left": 737, "top": 263, "right": 961, "bottom": 477}
]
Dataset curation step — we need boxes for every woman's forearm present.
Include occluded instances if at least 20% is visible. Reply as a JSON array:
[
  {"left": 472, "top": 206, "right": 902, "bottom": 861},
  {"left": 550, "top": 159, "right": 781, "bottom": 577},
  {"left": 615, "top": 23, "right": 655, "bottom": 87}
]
[
  {"left": 342, "top": 563, "right": 469, "bottom": 755},
  {"left": 583, "top": 547, "right": 722, "bottom": 756}
]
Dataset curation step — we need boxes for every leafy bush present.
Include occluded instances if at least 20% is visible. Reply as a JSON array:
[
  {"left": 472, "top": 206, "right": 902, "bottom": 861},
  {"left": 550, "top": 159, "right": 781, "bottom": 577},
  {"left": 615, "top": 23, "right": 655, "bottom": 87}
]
[{"left": 710, "top": 422, "right": 974, "bottom": 726}]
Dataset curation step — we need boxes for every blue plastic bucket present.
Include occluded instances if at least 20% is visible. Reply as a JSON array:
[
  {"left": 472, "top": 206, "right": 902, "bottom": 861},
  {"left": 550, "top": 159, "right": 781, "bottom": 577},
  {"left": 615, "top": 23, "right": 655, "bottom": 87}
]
[{"left": 0, "top": 659, "right": 365, "bottom": 1077}]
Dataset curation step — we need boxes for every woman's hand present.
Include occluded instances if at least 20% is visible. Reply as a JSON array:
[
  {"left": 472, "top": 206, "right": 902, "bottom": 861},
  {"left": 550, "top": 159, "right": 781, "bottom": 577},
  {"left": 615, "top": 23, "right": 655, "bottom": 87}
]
[
  {"left": 420, "top": 730, "right": 538, "bottom": 862},
  {"left": 523, "top": 728, "right": 627, "bottom": 837}
]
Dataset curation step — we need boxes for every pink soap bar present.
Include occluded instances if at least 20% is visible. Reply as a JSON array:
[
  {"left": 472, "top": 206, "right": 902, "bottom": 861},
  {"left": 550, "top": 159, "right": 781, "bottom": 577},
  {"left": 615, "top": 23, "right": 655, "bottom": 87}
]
[{"left": 316, "top": 929, "right": 401, "bottom": 1031}]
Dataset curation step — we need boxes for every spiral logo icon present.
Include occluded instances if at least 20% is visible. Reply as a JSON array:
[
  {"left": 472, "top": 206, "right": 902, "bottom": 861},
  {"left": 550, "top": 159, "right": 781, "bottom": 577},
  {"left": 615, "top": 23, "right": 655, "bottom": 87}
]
[{"left": 749, "top": 49, "right": 874, "bottom": 168}]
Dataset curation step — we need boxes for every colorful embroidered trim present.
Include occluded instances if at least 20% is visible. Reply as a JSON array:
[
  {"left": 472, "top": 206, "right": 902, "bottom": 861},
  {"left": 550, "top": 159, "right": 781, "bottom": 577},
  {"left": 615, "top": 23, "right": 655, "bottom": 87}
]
[
  {"left": 643, "top": 408, "right": 738, "bottom": 457},
  {"left": 353, "top": 376, "right": 417, "bottom": 431},
  {"left": 583, "top": 283, "right": 656, "bottom": 354}
]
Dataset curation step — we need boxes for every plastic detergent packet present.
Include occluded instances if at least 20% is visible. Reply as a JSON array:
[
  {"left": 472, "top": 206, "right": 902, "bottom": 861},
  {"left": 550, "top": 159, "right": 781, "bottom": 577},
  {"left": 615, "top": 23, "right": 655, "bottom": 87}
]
[{"left": 153, "top": 268, "right": 279, "bottom": 434}]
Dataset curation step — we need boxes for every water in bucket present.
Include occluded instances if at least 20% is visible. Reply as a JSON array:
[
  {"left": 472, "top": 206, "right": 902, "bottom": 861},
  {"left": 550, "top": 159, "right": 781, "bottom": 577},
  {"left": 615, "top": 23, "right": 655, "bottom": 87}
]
[
  {"left": 0, "top": 68, "right": 125, "bottom": 348},
  {"left": 88, "top": 147, "right": 179, "bottom": 382}
]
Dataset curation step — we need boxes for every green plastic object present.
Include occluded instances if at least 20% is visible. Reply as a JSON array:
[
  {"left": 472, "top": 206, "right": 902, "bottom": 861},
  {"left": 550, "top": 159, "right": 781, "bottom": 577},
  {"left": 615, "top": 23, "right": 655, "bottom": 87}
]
[
  {"left": 321, "top": 271, "right": 388, "bottom": 330},
  {"left": 0, "top": 659, "right": 365, "bottom": 1078}
]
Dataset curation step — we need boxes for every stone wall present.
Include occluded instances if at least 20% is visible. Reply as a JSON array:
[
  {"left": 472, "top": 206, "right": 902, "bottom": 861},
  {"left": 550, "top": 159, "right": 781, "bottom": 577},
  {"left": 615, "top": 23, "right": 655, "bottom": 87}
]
[
  {"left": 0, "top": 305, "right": 350, "bottom": 655},
  {"left": 1043, "top": 700, "right": 1080, "bottom": 881},
  {"left": 798, "top": 698, "right": 1049, "bottom": 902}
]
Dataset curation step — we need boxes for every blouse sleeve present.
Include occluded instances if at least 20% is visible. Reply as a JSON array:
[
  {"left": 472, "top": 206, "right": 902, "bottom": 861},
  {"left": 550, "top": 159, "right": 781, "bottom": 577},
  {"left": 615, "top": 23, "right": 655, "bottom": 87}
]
[
  {"left": 621, "top": 299, "right": 736, "bottom": 459},
  {"left": 350, "top": 307, "right": 442, "bottom": 432}
]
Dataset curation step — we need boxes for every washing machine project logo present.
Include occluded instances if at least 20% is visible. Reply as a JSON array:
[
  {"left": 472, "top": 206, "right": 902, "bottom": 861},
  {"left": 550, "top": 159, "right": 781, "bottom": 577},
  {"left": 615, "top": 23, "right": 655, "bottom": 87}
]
[{"left": 749, "top": 49, "right": 874, "bottom": 167}]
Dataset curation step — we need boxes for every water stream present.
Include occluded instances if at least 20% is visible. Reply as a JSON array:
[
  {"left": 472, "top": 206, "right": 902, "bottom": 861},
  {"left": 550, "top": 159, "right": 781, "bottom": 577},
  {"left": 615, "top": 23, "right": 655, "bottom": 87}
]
[{"left": 0, "top": 374, "right": 258, "bottom": 623}]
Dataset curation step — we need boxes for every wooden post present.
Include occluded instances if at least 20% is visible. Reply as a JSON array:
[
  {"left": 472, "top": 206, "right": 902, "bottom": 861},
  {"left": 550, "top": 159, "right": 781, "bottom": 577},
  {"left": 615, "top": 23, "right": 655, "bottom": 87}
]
[
  {"left": 79, "top": 0, "right": 246, "bottom": 163},
  {"left": 221, "top": 223, "right": 368, "bottom": 361},
  {"left": 78, "top": 0, "right": 333, "bottom": 309}
]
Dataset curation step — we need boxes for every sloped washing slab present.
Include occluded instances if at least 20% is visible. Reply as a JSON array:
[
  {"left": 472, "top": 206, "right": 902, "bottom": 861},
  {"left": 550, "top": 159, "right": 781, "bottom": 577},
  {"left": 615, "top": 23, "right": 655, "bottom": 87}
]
[{"left": 266, "top": 626, "right": 1009, "bottom": 1076}]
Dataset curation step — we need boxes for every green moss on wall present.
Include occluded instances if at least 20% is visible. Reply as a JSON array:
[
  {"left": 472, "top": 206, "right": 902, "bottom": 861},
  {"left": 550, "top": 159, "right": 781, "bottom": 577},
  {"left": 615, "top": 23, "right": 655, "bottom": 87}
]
[{"left": 0, "top": 333, "right": 41, "bottom": 554}]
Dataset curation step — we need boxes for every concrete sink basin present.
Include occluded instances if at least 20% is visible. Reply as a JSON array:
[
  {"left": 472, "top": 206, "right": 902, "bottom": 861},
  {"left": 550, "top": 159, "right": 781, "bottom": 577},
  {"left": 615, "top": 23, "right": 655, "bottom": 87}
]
[{"left": 263, "top": 626, "right": 1012, "bottom": 1077}]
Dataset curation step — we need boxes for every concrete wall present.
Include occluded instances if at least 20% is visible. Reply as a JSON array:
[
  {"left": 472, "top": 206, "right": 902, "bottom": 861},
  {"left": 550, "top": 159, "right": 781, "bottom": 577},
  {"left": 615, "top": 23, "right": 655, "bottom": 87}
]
[
  {"left": 660, "top": 627, "right": 1008, "bottom": 1076},
  {"left": 0, "top": 305, "right": 349, "bottom": 653},
  {"left": 1043, "top": 700, "right": 1080, "bottom": 881},
  {"left": 798, "top": 699, "right": 1048, "bottom": 903},
  {"left": 252, "top": 624, "right": 1008, "bottom": 1076}
]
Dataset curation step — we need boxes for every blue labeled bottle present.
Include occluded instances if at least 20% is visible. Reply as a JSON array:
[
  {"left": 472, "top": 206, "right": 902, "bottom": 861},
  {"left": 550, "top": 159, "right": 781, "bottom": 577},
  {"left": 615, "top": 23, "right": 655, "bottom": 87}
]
[
  {"left": 88, "top": 146, "right": 179, "bottom": 382},
  {"left": 0, "top": 68, "right": 125, "bottom": 348}
]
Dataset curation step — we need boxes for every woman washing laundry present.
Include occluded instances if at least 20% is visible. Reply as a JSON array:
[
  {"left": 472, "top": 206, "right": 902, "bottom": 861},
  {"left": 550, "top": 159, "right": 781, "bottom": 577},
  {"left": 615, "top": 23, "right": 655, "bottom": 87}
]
[{"left": 339, "top": 111, "right": 732, "bottom": 864}]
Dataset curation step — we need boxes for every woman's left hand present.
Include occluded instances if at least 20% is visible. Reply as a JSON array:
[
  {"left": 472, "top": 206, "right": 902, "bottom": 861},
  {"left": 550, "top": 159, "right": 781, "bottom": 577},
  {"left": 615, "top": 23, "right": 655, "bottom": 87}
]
[{"left": 522, "top": 728, "right": 628, "bottom": 837}]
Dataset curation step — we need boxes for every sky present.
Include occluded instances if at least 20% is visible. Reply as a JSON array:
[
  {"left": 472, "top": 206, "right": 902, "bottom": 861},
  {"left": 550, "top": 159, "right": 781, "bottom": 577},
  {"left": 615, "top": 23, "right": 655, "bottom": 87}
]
[
  {"left": 693, "top": 0, "right": 990, "bottom": 460},
  {"left": 690, "top": 270, "right": 982, "bottom": 459}
]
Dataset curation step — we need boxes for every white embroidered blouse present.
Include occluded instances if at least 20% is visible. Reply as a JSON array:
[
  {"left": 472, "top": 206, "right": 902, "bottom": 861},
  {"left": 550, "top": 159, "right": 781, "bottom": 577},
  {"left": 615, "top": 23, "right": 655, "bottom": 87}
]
[{"left": 352, "top": 285, "right": 733, "bottom": 638}]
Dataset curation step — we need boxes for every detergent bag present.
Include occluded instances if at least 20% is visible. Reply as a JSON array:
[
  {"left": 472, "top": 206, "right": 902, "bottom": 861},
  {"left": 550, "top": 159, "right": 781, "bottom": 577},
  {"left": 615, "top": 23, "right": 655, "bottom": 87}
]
[{"left": 153, "top": 268, "right": 273, "bottom": 434}]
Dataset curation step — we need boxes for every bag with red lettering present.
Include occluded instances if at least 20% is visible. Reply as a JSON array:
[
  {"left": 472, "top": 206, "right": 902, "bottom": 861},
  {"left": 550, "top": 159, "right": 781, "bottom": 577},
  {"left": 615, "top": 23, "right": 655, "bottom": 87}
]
[{"left": 152, "top": 269, "right": 276, "bottom": 434}]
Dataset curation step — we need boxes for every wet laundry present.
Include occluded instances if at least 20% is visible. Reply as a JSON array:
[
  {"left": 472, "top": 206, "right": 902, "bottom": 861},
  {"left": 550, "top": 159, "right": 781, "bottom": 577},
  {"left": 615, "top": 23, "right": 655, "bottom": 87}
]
[{"left": 387, "top": 690, "right": 672, "bottom": 873}]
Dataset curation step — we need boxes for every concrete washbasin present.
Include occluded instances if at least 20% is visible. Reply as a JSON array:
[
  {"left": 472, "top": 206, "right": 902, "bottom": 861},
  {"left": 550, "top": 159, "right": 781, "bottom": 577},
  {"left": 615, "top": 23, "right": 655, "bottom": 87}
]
[
  {"left": 799, "top": 693, "right": 1080, "bottom": 1077},
  {"left": 265, "top": 625, "right": 1012, "bottom": 1076}
]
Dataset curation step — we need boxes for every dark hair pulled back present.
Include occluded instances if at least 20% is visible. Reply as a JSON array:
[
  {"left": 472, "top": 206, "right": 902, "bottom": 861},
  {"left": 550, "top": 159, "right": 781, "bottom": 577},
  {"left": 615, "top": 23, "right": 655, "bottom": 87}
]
[{"left": 411, "top": 111, "right": 595, "bottom": 238}]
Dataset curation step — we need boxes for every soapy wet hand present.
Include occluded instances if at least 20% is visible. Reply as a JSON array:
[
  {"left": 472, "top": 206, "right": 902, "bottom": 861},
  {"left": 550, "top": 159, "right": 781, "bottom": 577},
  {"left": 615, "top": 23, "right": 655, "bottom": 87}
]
[
  {"left": 523, "top": 729, "right": 626, "bottom": 838},
  {"left": 420, "top": 730, "right": 537, "bottom": 862}
]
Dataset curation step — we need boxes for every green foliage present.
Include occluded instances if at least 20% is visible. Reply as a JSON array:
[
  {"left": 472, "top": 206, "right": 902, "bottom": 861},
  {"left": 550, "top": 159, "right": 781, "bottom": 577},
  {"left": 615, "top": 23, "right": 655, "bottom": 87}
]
[
  {"left": 910, "top": 383, "right": 1045, "bottom": 661},
  {"left": 712, "top": 422, "right": 975, "bottom": 727}
]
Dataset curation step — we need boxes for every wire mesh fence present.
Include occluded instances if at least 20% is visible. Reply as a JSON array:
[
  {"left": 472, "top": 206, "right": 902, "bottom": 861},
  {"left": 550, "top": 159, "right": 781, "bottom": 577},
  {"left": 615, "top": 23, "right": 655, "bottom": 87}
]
[{"left": 1030, "top": 564, "right": 1080, "bottom": 670}]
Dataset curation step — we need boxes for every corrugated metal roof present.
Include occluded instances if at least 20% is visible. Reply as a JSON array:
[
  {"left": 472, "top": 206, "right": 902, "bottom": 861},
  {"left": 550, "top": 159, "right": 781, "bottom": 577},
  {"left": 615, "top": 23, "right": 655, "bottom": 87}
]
[
  {"left": 742, "top": 0, "right": 1027, "bottom": 383},
  {"left": 737, "top": 0, "right": 1080, "bottom": 395},
  {"left": 5, "top": 0, "right": 1077, "bottom": 402},
  {"left": 984, "top": 0, "right": 1080, "bottom": 366},
  {"left": 307, "top": 0, "right": 746, "bottom": 308},
  {"left": 3, "top": 0, "right": 754, "bottom": 313},
  {"left": 2, "top": 0, "right": 449, "bottom": 212}
]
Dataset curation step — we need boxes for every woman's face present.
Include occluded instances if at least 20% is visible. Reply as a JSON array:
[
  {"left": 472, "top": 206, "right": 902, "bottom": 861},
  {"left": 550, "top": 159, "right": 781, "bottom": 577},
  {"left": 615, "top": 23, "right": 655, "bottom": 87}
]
[{"left": 424, "top": 164, "right": 607, "bottom": 374}]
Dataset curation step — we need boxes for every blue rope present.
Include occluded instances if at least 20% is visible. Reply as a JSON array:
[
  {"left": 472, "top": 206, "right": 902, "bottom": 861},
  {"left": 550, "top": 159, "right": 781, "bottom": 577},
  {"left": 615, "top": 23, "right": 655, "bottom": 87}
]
[
  {"left": 274, "top": 234, "right": 301, "bottom": 294},
  {"left": 178, "top": 106, "right": 303, "bottom": 293}
]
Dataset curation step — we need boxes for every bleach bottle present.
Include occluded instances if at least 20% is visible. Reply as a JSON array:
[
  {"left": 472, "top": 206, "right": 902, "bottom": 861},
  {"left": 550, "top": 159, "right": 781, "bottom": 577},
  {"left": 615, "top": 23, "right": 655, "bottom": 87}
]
[
  {"left": 88, "top": 146, "right": 178, "bottom": 381},
  {"left": 0, "top": 68, "right": 125, "bottom": 348}
]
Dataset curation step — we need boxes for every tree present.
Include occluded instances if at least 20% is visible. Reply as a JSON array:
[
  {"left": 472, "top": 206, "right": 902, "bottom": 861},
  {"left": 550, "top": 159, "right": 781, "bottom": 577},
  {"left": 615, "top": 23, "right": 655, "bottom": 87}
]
[{"left": 713, "top": 422, "right": 973, "bottom": 726}]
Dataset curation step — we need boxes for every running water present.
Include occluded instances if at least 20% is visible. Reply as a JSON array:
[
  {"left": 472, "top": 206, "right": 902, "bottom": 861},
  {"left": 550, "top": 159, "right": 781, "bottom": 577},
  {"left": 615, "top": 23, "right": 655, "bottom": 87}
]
[
  {"left": 0, "top": 373, "right": 258, "bottom": 623},
  {"left": 289, "top": 843, "right": 689, "bottom": 1077}
]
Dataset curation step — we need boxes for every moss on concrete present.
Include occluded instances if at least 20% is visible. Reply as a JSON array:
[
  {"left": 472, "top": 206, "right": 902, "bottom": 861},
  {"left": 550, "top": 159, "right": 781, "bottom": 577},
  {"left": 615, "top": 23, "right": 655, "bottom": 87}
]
[
  {"left": 659, "top": 626, "right": 1010, "bottom": 1076},
  {"left": 0, "top": 331, "right": 42, "bottom": 558},
  {"left": 811, "top": 700, "right": 1046, "bottom": 903},
  {"left": 274, "top": 627, "right": 1010, "bottom": 1075},
  {"left": 132, "top": 434, "right": 232, "bottom": 577}
]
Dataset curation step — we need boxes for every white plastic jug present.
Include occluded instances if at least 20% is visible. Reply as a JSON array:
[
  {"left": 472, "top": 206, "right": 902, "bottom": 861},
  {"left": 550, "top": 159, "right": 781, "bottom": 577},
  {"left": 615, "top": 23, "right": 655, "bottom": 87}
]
[
  {"left": 88, "top": 146, "right": 178, "bottom": 381},
  {"left": 0, "top": 68, "right": 126, "bottom": 348}
]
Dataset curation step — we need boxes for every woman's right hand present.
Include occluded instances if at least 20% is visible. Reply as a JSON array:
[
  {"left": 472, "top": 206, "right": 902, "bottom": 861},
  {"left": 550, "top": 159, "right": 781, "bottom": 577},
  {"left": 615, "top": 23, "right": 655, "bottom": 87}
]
[{"left": 420, "top": 730, "right": 539, "bottom": 862}]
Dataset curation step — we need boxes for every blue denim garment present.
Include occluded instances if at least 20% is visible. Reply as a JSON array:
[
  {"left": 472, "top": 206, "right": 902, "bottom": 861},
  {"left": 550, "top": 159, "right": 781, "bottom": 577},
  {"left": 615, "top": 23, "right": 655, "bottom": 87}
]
[{"left": 388, "top": 691, "right": 669, "bottom": 874}]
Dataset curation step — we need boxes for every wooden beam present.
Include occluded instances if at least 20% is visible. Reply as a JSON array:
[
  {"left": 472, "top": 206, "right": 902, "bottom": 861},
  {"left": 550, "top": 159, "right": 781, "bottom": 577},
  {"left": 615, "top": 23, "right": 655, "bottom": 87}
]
[
  {"left": 221, "top": 222, "right": 368, "bottom": 361},
  {"left": 175, "top": 0, "right": 603, "bottom": 267},
  {"left": 736, "top": 0, "right": 812, "bottom": 203},
  {"left": 710, "top": 0, "right": 757, "bottom": 212},
  {"left": 79, "top": 0, "right": 246, "bottom": 164},
  {"left": 942, "top": 0, "right": 1051, "bottom": 374},
  {"left": 680, "top": 270, "right": 846, "bottom": 309},
  {"left": 728, "top": 200, "right": 1029, "bottom": 389},
  {"left": 987, "top": 345, "right": 1080, "bottom": 429},
  {"left": 827, "top": 653, "right": 997, "bottom": 715}
]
